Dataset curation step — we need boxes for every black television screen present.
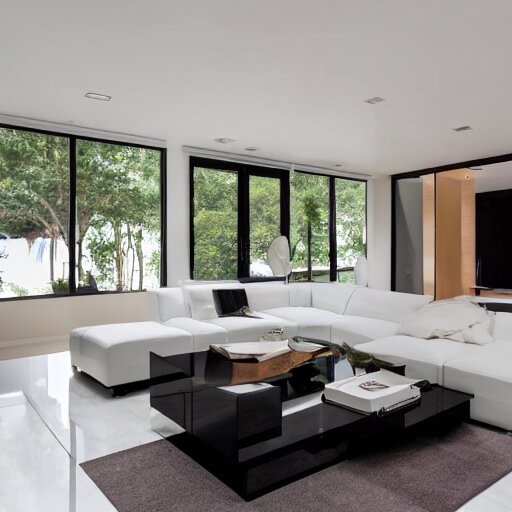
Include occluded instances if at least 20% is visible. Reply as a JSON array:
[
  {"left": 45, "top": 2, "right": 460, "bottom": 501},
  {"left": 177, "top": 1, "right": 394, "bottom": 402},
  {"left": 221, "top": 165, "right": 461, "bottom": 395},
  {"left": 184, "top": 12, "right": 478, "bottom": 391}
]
[{"left": 476, "top": 189, "right": 512, "bottom": 289}]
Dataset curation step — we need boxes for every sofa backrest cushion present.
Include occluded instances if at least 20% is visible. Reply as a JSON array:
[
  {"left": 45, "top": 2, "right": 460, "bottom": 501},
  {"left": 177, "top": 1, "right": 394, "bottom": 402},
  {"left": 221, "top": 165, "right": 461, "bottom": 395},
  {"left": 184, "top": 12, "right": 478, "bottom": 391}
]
[
  {"left": 289, "top": 283, "right": 312, "bottom": 307},
  {"left": 147, "top": 288, "right": 191, "bottom": 323},
  {"left": 310, "top": 283, "right": 358, "bottom": 314},
  {"left": 183, "top": 283, "right": 243, "bottom": 320},
  {"left": 245, "top": 283, "right": 290, "bottom": 311},
  {"left": 345, "top": 288, "right": 433, "bottom": 323},
  {"left": 492, "top": 312, "right": 512, "bottom": 342}
]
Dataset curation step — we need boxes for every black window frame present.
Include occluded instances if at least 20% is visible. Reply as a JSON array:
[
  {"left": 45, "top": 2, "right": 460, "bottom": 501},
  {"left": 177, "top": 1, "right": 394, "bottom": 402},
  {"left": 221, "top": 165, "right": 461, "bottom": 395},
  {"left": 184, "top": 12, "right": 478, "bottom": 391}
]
[
  {"left": 190, "top": 157, "right": 290, "bottom": 280},
  {"left": 190, "top": 157, "right": 367, "bottom": 282},
  {"left": 0, "top": 122, "right": 167, "bottom": 302}
]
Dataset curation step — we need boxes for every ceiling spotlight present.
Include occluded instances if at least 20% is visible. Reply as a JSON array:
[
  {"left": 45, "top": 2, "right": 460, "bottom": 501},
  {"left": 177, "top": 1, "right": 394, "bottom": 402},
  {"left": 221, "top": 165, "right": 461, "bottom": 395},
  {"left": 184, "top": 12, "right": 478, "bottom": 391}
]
[
  {"left": 452, "top": 125, "right": 473, "bottom": 132},
  {"left": 214, "top": 137, "right": 235, "bottom": 144},
  {"left": 335, "top": 163, "right": 343, "bottom": 168},
  {"left": 245, "top": 146, "right": 262, "bottom": 152},
  {"left": 364, "top": 97, "right": 386, "bottom": 104},
  {"left": 468, "top": 166, "right": 483, "bottom": 171},
  {"left": 85, "top": 92, "right": 111, "bottom": 101}
]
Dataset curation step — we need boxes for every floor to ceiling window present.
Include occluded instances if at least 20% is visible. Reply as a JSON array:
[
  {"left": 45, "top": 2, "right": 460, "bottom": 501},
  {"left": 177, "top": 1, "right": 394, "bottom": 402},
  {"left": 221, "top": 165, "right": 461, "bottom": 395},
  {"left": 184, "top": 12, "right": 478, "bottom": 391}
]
[
  {"left": 191, "top": 157, "right": 366, "bottom": 282},
  {"left": 0, "top": 125, "right": 165, "bottom": 299},
  {"left": 191, "top": 157, "right": 289, "bottom": 280}
]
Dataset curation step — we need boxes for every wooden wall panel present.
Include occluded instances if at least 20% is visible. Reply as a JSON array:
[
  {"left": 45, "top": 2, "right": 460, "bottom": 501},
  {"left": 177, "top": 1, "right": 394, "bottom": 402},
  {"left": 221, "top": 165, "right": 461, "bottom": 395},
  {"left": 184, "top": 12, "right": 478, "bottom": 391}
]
[
  {"left": 422, "top": 174, "right": 435, "bottom": 296},
  {"left": 435, "top": 169, "right": 475, "bottom": 299}
]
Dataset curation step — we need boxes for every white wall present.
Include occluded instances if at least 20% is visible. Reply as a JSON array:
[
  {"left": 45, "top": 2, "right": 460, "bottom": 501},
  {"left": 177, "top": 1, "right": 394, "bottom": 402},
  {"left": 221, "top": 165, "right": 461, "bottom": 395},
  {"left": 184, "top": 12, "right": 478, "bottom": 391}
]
[
  {"left": 0, "top": 292, "right": 152, "bottom": 348},
  {"left": 366, "top": 175, "right": 392, "bottom": 290}
]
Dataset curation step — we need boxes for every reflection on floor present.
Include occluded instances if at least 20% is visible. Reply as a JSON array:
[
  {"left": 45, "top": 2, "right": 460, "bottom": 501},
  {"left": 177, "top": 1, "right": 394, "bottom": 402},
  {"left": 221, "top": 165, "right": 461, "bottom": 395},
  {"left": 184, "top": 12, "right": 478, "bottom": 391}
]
[{"left": 0, "top": 351, "right": 511, "bottom": 512}]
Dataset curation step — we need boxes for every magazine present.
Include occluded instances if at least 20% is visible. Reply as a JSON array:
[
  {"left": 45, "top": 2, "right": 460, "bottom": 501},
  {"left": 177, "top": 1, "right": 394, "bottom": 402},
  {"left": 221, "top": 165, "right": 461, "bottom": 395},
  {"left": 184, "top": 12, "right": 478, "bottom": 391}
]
[
  {"left": 209, "top": 340, "right": 292, "bottom": 362},
  {"left": 323, "top": 369, "right": 421, "bottom": 415}
]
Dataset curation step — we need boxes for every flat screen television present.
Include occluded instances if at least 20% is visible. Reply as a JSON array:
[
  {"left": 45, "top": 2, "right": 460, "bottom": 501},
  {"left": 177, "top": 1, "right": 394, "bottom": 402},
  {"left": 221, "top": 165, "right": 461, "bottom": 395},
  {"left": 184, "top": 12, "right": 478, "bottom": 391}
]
[{"left": 476, "top": 189, "right": 512, "bottom": 289}]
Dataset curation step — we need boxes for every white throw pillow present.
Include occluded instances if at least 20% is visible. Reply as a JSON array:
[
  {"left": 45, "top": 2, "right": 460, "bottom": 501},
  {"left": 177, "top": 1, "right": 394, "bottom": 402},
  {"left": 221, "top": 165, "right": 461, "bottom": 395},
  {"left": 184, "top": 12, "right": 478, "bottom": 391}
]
[
  {"left": 182, "top": 283, "right": 242, "bottom": 320},
  {"left": 399, "top": 299, "right": 495, "bottom": 345}
]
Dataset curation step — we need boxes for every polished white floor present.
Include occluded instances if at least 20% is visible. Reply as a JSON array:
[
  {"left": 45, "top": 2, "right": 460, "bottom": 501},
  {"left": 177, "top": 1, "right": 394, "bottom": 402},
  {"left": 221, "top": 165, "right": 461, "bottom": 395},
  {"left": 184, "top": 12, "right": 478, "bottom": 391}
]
[{"left": 0, "top": 351, "right": 511, "bottom": 512}]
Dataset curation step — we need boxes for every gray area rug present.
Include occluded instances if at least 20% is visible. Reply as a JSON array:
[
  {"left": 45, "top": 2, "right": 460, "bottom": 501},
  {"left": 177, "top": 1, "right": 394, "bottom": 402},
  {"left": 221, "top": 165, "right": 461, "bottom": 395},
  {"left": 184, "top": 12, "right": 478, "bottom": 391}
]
[{"left": 81, "top": 423, "right": 512, "bottom": 512}]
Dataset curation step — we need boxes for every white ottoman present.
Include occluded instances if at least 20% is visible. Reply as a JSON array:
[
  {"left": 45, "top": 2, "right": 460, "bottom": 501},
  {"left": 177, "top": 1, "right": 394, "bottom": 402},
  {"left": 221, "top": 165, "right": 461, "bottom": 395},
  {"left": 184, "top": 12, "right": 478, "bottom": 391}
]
[{"left": 70, "top": 321, "right": 192, "bottom": 393}]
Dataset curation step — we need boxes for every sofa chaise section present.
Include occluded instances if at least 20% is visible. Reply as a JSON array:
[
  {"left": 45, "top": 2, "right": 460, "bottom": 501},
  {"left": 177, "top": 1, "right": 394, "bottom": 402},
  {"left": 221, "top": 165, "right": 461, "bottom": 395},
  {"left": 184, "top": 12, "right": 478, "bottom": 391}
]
[
  {"left": 443, "top": 312, "right": 512, "bottom": 430},
  {"left": 70, "top": 321, "right": 192, "bottom": 391}
]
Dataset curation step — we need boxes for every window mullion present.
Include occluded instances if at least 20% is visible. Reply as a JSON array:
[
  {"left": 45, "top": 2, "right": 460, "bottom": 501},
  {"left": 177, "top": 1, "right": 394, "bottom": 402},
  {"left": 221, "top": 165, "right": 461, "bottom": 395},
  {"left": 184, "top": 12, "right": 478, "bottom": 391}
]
[
  {"left": 329, "top": 177, "right": 337, "bottom": 282},
  {"left": 68, "top": 137, "right": 77, "bottom": 294}
]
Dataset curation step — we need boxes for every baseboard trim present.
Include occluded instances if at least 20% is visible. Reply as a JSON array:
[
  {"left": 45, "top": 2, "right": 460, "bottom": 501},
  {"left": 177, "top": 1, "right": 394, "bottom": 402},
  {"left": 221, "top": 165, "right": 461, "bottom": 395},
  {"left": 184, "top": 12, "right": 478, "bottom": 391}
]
[
  {"left": 0, "top": 335, "right": 68, "bottom": 361},
  {"left": 0, "top": 334, "right": 68, "bottom": 349}
]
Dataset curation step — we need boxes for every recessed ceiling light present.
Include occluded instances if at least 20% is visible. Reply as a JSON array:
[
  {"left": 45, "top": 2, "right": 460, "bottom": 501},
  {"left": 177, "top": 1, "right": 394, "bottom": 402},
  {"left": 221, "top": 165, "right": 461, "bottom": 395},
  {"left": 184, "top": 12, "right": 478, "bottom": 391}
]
[
  {"left": 453, "top": 125, "right": 473, "bottom": 132},
  {"left": 335, "top": 163, "right": 343, "bottom": 168},
  {"left": 468, "top": 166, "right": 483, "bottom": 171},
  {"left": 85, "top": 92, "right": 111, "bottom": 102},
  {"left": 364, "top": 96, "right": 386, "bottom": 104},
  {"left": 245, "top": 146, "right": 262, "bottom": 152},
  {"left": 214, "top": 137, "right": 235, "bottom": 144}
]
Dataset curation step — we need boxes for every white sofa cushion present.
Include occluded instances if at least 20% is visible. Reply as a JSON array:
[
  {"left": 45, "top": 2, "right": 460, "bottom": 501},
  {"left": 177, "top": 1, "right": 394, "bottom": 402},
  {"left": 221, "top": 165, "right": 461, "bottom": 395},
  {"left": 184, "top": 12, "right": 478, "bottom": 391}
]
[
  {"left": 261, "top": 306, "right": 342, "bottom": 341},
  {"left": 182, "top": 283, "right": 242, "bottom": 320},
  {"left": 310, "top": 283, "right": 358, "bottom": 315},
  {"left": 70, "top": 321, "right": 192, "bottom": 387},
  {"left": 289, "top": 283, "right": 312, "bottom": 307},
  {"left": 444, "top": 341, "right": 512, "bottom": 430},
  {"left": 205, "top": 312, "right": 298, "bottom": 343},
  {"left": 492, "top": 312, "right": 512, "bottom": 342},
  {"left": 355, "top": 335, "right": 481, "bottom": 384},
  {"left": 345, "top": 288, "right": 433, "bottom": 323},
  {"left": 162, "top": 317, "right": 227, "bottom": 351},
  {"left": 398, "top": 299, "right": 495, "bottom": 345},
  {"left": 147, "top": 288, "right": 190, "bottom": 322},
  {"left": 245, "top": 283, "right": 289, "bottom": 311},
  {"left": 330, "top": 316, "right": 398, "bottom": 347}
]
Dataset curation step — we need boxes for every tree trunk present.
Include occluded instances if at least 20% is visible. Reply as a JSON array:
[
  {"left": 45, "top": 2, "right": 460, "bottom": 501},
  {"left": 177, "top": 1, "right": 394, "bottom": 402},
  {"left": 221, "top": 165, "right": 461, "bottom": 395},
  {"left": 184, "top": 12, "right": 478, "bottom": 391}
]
[
  {"left": 135, "top": 229, "right": 144, "bottom": 291},
  {"left": 49, "top": 238, "right": 55, "bottom": 281},
  {"left": 114, "top": 223, "right": 124, "bottom": 291},
  {"left": 307, "top": 222, "right": 312, "bottom": 281}
]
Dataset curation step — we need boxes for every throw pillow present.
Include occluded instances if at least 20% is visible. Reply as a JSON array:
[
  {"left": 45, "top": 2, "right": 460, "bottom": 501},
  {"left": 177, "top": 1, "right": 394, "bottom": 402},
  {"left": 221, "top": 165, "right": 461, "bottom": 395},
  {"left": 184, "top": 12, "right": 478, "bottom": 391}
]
[{"left": 399, "top": 299, "right": 495, "bottom": 345}]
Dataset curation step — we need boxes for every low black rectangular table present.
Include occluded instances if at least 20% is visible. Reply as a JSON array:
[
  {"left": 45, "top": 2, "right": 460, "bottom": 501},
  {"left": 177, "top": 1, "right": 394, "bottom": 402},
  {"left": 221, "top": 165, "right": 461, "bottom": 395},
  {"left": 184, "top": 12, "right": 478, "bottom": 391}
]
[{"left": 150, "top": 350, "right": 473, "bottom": 500}]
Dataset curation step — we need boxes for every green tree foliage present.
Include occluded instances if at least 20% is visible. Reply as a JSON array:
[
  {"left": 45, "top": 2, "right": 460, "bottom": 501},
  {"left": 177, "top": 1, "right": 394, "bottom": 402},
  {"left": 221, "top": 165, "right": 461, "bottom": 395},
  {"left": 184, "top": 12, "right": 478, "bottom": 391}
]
[
  {"left": 249, "top": 176, "right": 281, "bottom": 264},
  {"left": 335, "top": 179, "right": 366, "bottom": 265},
  {"left": 0, "top": 128, "right": 161, "bottom": 294},
  {"left": 193, "top": 168, "right": 366, "bottom": 282},
  {"left": 193, "top": 168, "right": 238, "bottom": 280},
  {"left": 291, "top": 172, "right": 330, "bottom": 280},
  {"left": 76, "top": 141, "right": 160, "bottom": 291}
]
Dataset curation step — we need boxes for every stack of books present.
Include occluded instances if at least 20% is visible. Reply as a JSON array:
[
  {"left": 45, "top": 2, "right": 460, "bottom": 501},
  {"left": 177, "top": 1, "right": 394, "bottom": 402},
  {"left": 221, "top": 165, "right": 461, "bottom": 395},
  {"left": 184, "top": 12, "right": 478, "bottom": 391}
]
[{"left": 323, "top": 369, "right": 421, "bottom": 415}]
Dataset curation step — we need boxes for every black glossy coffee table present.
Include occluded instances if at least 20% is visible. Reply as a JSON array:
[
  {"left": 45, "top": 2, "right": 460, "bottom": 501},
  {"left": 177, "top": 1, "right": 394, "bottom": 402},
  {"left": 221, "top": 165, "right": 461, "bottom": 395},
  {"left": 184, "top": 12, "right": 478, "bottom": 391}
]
[{"left": 149, "top": 350, "right": 473, "bottom": 500}]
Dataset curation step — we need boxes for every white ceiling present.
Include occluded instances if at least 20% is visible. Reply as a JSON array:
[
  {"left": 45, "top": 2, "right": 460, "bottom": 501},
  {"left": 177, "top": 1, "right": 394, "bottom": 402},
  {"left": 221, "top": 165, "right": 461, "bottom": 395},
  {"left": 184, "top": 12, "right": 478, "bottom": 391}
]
[
  {"left": 2, "top": 0, "right": 512, "bottom": 175},
  {"left": 475, "top": 161, "right": 512, "bottom": 193}
]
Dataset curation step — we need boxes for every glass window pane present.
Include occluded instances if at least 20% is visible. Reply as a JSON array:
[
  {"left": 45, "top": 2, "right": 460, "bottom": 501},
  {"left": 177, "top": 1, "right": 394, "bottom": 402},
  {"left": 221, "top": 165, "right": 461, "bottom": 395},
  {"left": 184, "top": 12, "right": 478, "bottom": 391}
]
[
  {"left": 76, "top": 141, "right": 161, "bottom": 292},
  {"left": 193, "top": 167, "right": 238, "bottom": 280},
  {"left": 0, "top": 128, "right": 69, "bottom": 298},
  {"left": 249, "top": 175, "right": 281, "bottom": 277},
  {"left": 335, "top": 179, "right": 366, "bottom": 283},
  {"left": 290, "top": 172, "right": 330, "bottom": 282}
]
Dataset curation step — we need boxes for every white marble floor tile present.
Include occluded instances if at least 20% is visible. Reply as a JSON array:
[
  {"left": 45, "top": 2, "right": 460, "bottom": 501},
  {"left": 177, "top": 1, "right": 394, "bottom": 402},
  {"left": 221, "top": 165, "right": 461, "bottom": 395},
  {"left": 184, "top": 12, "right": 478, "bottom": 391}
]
[{"left": 0, "top": 401, "right": 115, "bottom": 512}]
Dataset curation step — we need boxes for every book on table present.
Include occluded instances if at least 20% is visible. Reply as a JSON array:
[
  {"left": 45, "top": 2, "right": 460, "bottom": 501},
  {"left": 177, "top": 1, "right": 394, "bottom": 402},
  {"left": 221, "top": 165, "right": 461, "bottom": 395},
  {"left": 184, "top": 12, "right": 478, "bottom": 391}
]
[
  {"left": 209, "top": 339, "right": 324, "bottom": 363},
  {"left": 209, "top": 341, "right": 292, "bottom": 362},
  {"left": 323, "top": 369, "right": 421, "bottom": 415}
]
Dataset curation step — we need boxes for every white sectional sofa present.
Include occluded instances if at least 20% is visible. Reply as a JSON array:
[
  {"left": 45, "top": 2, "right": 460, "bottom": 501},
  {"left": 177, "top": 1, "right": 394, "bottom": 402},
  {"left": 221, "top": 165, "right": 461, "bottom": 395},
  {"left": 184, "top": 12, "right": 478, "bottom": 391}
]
[{"left": 69, "top": 281, "right": 512, "bottom": 430}]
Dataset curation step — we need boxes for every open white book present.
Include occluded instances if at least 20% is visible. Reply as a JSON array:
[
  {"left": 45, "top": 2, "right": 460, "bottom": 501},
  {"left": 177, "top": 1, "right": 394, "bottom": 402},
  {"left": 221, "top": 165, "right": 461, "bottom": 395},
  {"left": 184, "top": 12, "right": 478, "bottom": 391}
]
[
  {"left": 209, "top": 341, "right": 291, "bottom": 362},
  {"left": 323, "top": 370, "right": 421, "bottom": 415}
]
